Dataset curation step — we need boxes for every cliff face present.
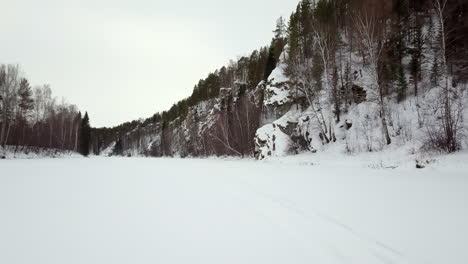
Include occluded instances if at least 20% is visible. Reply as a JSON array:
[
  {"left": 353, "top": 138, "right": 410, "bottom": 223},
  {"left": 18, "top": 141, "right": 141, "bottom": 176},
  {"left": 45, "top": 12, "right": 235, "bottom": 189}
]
[
  {"left": 94, "top": 82, "right": 265, "bottom": 158},
  {"left": 92, "top": 5, "right": 468, "bottom": 159},
  {"left": 94, "top": 40, "right": 466, "bottom": 160}
]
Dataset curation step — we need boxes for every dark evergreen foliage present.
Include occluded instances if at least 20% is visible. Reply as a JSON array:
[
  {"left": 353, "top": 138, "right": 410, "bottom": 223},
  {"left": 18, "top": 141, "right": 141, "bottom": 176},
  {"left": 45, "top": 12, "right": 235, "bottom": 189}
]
[
  {"left": 264, "top": 45, "right": 277, "bottom": 81},
  {"left": 18, "top": 79, "right": 34, "bottom": 115},
  {"left": 79, "top": 112, "right": 91, "bottom": 156}
]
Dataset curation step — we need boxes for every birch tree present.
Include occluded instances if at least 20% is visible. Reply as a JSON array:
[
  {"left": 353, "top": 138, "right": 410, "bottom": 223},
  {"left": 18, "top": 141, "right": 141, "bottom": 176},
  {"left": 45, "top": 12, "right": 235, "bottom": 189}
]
[
  {"left": 0, "top": 65, "right": 20, "bottom": 148},
  {"left": 425, "top": 0, "right": 464, "bottom": 152},
  {"left": 353, "top": 11, "right": 392, "bottom": 145}
]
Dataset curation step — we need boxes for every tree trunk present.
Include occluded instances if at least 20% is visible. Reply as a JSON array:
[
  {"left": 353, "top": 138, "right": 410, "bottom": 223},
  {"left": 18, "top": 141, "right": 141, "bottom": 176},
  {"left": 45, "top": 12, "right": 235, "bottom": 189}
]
[
  {"left": 5, "top": 123, "right": 12, "bottom": 147},
  {"left": 0, "top": 122, "right": 6, "bottom": 147},
  {"left": 380, "top": 100, "right": 392, "bottom": 145}
]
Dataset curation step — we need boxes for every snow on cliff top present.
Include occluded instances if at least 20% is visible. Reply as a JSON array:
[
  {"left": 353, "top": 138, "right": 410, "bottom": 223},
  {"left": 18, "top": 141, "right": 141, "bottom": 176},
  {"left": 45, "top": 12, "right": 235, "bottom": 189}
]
[{"left": 264, "top": 53, "right": 291, "bottom": 106}]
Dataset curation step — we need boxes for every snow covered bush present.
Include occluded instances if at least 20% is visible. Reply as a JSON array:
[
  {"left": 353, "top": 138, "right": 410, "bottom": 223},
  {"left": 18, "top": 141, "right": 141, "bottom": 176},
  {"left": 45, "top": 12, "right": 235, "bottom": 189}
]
[{"left": 420, "top": 85, "right": 466, "bottom": 153}]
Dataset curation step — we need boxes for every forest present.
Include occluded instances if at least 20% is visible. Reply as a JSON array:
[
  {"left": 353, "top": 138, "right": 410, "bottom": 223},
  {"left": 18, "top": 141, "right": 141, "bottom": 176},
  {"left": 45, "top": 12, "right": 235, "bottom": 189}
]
[
  {"left": 2, "top": 0, "right": 467, "bottom": 159},
  {"left": 89, "top": 0, "right": 467, "bottom": 159},
  {"left": 0, "top": 64, "right": 91, "bottom": 157}
]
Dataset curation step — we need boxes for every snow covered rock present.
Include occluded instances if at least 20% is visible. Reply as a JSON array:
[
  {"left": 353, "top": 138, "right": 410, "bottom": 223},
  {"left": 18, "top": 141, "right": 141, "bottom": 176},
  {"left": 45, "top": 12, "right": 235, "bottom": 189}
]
[
  {"left": 264, "top": 52, "right": 291, "bottom": 107},
  {"left": 255, "top": 123, "right": 295, "bottom": 159}
]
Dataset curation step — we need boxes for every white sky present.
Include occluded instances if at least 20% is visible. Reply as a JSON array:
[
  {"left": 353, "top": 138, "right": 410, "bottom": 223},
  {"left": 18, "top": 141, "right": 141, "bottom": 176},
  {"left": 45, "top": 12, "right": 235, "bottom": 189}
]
[{"left": 1, "top": 0, "right": 299, "bottom": 127}]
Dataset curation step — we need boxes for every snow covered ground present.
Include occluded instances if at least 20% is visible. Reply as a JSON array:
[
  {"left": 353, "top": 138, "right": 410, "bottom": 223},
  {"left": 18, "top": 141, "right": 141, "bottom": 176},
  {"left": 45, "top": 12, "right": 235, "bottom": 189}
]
[
  {"left": 0, "top": 146, "right": 81, "bottom": 159},
  {"left": 1, "top": 156, "right": 467, "bottom": 264}
]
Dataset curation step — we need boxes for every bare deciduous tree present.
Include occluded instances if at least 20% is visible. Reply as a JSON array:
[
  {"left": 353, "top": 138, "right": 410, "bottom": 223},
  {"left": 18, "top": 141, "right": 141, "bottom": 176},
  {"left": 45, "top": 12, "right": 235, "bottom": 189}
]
[
  {"left": 1, "top": 65, "right": 82, "bottom": 155},
  {"left": 0, "top": 65, "right": 20, "bottom": 149},
  {"left": 423, "top": 0, "right": 465, "bottom": 152},
  {"left": 353, "top": 11, "right": 392, "bottom": 145}
]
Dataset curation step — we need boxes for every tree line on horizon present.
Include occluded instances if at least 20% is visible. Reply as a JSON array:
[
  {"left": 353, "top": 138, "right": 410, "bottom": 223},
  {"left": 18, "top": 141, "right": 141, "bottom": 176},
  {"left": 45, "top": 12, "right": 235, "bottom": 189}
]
[{"left": 0, "top": 64, "right": 91, "bottom": 157}]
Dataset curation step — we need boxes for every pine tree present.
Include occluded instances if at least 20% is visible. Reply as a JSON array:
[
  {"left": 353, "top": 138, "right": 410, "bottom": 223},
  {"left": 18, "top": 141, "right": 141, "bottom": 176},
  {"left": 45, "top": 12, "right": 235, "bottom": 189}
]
[
  {"left": 299, "top": 0, "right": 313, "bottom": 58},
  {"left": 431, "top": 56, "right": 440, "bottom": 87},
  {"left": 18, "top": 78, "right": 34, "bottom": 121},
  {"left": 397, "top": 65, "right": 408, "bottom": 102},
  {"left": 79, "top": 112, "right": 91, "bottom": 156},
  {"left": 264, "top": 17, "right": 288, "bottom": 82},
  {"left": 15, "top": 78, "right": 34, "bottom": 148},
  {"left": 273, "top": 16, "right": 287, "bottom": 40},
  {"left": 264, "top": 45, "right": 277, "bottom": 81},
  {"left": 409, "top": 21, "right": 424, "bottom": 96},
  {"left": 286, "top": 12, "right": 301, "bottom": 78},
  {"left": 247, "top": 50, "right": 261, "bottom": 87}
]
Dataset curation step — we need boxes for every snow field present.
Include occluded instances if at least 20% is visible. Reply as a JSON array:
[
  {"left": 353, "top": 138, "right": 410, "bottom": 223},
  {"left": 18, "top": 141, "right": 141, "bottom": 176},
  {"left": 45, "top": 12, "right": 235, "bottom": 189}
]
[{"left": 1, "top": 157, "right": 467, "bottom": 264}]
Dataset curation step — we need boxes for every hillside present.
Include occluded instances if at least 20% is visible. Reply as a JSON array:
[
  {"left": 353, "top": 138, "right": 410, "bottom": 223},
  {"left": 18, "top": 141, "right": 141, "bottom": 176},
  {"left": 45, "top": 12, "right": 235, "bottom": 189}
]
[{"left": 91, "top": 0, "right": 468, "bottom": 163}]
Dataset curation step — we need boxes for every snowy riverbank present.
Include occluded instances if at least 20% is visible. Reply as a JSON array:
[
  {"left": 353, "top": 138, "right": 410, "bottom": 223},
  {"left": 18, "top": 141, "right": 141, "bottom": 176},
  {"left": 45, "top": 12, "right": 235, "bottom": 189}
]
[{"left": 0, "top": 146, "right": 82, "bottom": 159}]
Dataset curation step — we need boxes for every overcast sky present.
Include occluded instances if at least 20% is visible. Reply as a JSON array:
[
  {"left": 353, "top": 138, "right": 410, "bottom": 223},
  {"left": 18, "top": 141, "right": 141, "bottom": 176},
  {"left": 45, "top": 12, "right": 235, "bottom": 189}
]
[{"left": 1, "top": 0, "right": 298, "bottom": 127}]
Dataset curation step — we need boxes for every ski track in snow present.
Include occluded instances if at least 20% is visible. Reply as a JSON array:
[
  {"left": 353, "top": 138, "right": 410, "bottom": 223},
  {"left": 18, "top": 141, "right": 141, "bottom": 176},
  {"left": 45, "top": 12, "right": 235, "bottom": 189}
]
[
  {"left": 1, "top": 157, "right": 467, "bottom": 264},
  {"left": 236, "top": 179, "right": 429, "bottom": 264}
]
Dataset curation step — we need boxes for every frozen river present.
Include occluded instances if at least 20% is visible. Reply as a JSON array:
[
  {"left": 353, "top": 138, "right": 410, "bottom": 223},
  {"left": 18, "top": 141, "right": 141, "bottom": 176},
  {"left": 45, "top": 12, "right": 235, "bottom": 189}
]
[{"left": 1, "top": 157, "right": 467, "bottom": 264}]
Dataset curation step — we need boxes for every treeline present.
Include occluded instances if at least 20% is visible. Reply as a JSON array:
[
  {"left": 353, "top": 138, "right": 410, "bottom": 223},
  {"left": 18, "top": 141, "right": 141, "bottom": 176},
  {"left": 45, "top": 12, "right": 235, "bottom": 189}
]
[
  {"left": 92, "top": 18, "right": 288, "bottom": 154},
  {"left": 0, "top": 64, "right": 91, "bottom": 156},
  {"left": 149, "top": 18, "right": 287, "bottom": 126},
  {"left": 90, "top": 119, "right": 142, "bottom": 155},
  {"left": 282, "top": 0, "right": 467, "bottom": 151},
  {"left": 286, "top": 0, "right": 467, "bottom": 101},
  {"left": 159, "top": 40, "right": 285, "bottom": 124},
  {"left": 94, "top": 0, "right": 467, "bottom": 157}
]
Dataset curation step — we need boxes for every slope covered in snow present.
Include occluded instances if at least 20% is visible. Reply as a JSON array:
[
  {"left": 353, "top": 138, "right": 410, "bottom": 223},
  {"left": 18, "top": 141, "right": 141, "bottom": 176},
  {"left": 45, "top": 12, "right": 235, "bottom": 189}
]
[
  {"left": 1, "top": 157, "right": 467, "bottom": 264},
  {"left": 254, "top": 30, "right": 468, "bottom": 161},
  {"left": 88, "top": 0, "right": 468, "bottom": 164}
]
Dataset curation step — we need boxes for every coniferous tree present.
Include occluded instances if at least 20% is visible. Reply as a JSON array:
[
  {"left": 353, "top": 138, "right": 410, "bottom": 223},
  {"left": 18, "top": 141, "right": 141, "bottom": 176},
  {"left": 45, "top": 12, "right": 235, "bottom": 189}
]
[
  {"left": 79, "top": 112, "right": 91, "bottom": 156},
  {"left": 394, "top": 0, "right": 409, "bottom": 102},
  {"left": 431, "top": 56, "right": 440, "bottom": 87},
  {"left": 299, "top": 0, "right": 313, "bottom": 57},
  {"left": 273, "top": 16, "right": 287, "bottom": 40},
  {"left": 16, "top": 78, "right": 34, "bottom": 147},
  {"left": 286, "top": 12, "right": 301, "bottom": 78},
  {"left": 264, "top": 45, "right": 277, "bottom": 81},
  {"left": 264, "top": 17, "right": 288, "bottom": 82},
  {"left": 247, "top": 50, "right": 261, "bottom": 87},
  {"left": 409, "top": 22, "right": 424, "bottom": 96},
  {"left": 18, "top": 78, "right": 34, "bottom": 118},
  {"left": 397, "top": 65, "right": 408, "bottom": 102}
]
